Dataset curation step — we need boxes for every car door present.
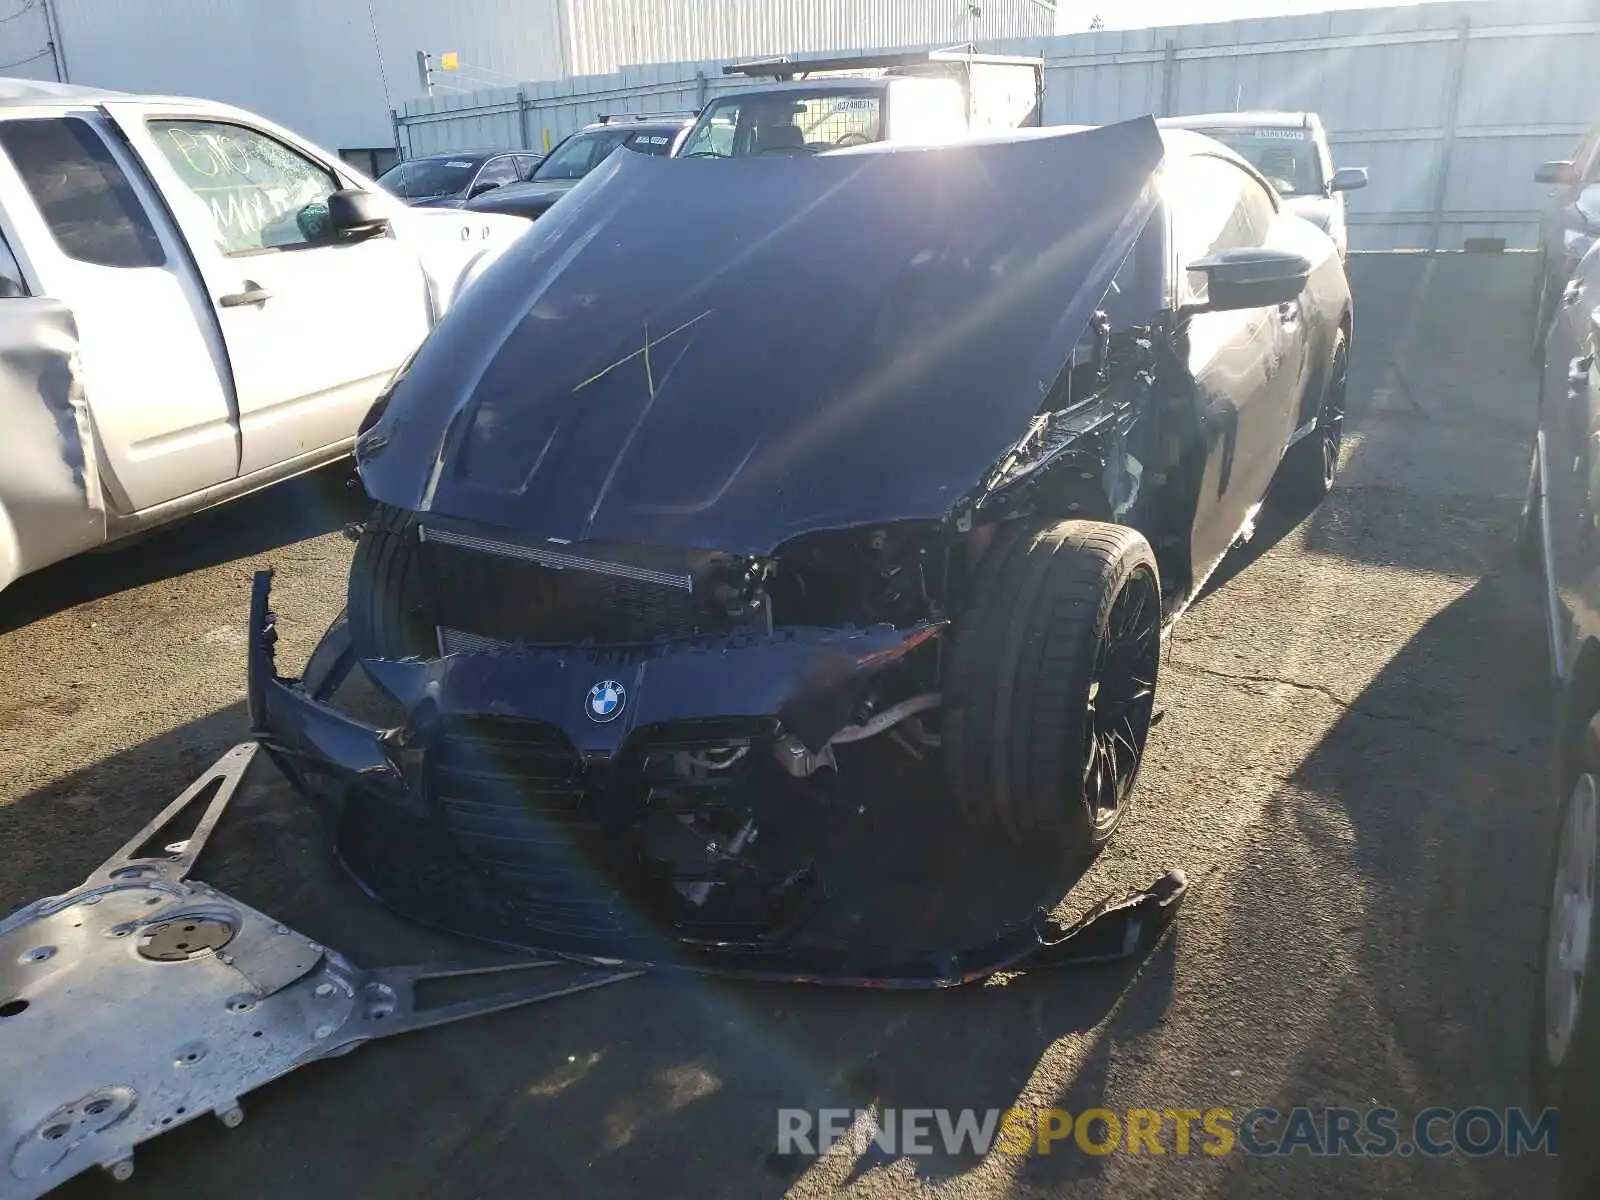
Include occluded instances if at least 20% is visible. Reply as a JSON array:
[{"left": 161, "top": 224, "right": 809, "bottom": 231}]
[
  {"left": 0, "top": 110, "right": 237, "bottom": 513},
  {"left": 1169, "top": 154, "right": 1294, "bottom": 579},
  {"left": 1541, "top": 245, "right": 1600, "bottom": 673},
  {"left": 109, "top": 106, "right": 432, "bottom": 477}
]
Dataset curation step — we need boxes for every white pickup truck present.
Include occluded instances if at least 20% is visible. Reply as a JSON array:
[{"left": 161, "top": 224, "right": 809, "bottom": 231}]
[
  {"left": 675, "top": 49, "right": 1044, "bottom": 157},
  {"left": 0, "top": 79, "right": 528, "bottom": 595}
]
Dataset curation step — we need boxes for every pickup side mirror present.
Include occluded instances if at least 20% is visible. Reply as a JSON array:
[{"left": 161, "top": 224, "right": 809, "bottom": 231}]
[
  {"left": 1537, "top": 160, "right": 1580, "bottom": 186},
  {"left": 1330, "top": 166, "right": 1368, "bottom": 193},
  {"left": 328, "top": 189, "right": 390, "bottom": 241},
  {"left": 1184, "top": 247, "right": 1311, "bottom": 314}
]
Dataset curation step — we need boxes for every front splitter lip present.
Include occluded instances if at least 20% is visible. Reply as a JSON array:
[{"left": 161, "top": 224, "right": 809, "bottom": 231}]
[{"left": 245, "top": 570, "right": 1187, "bottom": 987}]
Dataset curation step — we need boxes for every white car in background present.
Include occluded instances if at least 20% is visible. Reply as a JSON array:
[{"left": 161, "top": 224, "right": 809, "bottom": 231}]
[
  {"left": 0, "top": 80, "right": 527, "bottom": 595},
  {"left": 1160, "top": 111, "right": 1368, "bottom": 257}
]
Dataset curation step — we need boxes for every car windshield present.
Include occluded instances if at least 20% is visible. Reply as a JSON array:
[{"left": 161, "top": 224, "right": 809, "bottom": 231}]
[
  {"left": 532, "top": 130, "right": 630, "bottom": 181},
  {"left": 1195, "top": 127, "right": 1323, "bottom": 197},
  {"left": 376, "top": 157, "right": 479, "bottom": 199},
  {"left": 678, "top": 89, "right": 884, "bottom": 157}
]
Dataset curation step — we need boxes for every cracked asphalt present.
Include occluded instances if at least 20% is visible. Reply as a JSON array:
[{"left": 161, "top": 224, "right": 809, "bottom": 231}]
[{"left": 0, "top": 254, "right": 1556, "bottom": 1198}]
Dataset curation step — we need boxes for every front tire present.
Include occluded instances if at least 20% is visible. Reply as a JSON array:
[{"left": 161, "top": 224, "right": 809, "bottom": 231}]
[
  {"left": 1278, "top": 326, "right": 1349, "bottom": 507},
  {"left": 944, "top": 518, "right": 1161, "bottom": 855}
]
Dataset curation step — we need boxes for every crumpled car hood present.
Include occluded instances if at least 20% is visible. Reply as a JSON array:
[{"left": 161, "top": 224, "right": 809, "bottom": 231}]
[{"left": 359, "top": 117, "right": 1164, "bottom": 555}]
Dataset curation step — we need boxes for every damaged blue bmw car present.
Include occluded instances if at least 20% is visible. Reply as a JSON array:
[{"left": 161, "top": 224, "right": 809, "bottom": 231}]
[{"left": 246, "top": 117, "right": 1352, "bottom": 982}]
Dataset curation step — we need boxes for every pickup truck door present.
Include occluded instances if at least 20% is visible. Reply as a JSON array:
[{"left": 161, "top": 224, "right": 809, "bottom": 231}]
[
  {"left": 0, "top": 110, "right": 237, "bottom": 513},
  {"left": 106, "top": 105, "right": 432, "bottom": 477}
]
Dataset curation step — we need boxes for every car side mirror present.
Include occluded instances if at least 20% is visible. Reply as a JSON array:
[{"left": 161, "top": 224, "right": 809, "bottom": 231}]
[
  {"left": 468, "top": 178, "right": 503, "bottom": 198},
  {"left": 1330, "top": 166, "right": 1368, "bottom": 193},
  {"left": 1537, "top": 160, "right": 1580, "bottom": 186},
  {"left": 328, "top": 189, "right": 390, "bottom": 241},
  {"left": 1183, "top": 248, "right": 1311, "bottom": 314}
]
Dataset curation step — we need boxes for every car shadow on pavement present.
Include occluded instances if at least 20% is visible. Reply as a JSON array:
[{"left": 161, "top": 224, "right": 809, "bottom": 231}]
[
  {"left": 1215, "top": 565, "right": 1546, "bottom": 1195},
  {"left": 0, "top": 463, "right": 366, "bottom": 636}
]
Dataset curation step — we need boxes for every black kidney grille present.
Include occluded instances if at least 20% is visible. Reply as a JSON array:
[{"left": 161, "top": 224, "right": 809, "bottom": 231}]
[
  {"left": 424, "top": 538, "right": 700, "bottom": 645},
  {"left": 430, "top": 716, "right": 625, "bottom": 936}
]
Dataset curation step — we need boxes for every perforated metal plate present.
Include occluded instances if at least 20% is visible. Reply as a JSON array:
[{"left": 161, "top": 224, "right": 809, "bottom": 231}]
[{"left": 0, "top": 743, "right": 640, "bottom": 1199}]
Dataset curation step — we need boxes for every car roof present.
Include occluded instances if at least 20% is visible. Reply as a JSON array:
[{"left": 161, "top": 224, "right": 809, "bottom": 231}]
[
  {"left": 400, "top": 150, "right": 524, "bottom": 165},
  {"left": 0, "top": 78, "right": 131, "bottom": 106},
  {"left": 577, "top": 117, "right": 694, "bottom": 133},
  {"left": 1160, "top": 111, "right": 1313, "bottom": 130},
  {"left": 710, "top": 78, "right": 896, "bottom": 101}
]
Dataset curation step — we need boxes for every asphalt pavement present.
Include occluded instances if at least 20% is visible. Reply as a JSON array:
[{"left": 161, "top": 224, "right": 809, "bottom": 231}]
[{"left": 0, "top": 253, "right": 1557, "bottom": 1198}]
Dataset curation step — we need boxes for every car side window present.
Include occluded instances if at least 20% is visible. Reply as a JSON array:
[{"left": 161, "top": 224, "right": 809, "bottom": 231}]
[
  {"left": 1171, "top": 155, "right": 1274, "bottom": 304},
  {"left": 0, "top": 116, "right": 165, "bottom": 269},
  {"left": 514, "top": 153, "right": 540, "bottom": 180},
  {"left": 1313, "top": 128, "right": 1334, "bottom": 192},
  {"left": 1580, "top": 122, "right": 1600, "bottom": 182},
  {"left": 473, "top": 156, "right": 518, "bottom": 192},
  {"left": 147, "top": 119, "right": 340, "bottom": 256}
]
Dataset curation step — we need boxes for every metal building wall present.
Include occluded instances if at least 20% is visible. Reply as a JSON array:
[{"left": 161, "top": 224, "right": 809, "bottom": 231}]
[
  {"left": 399, "top": 0, "right": 1600, "bottom": 252},
  {"left": 0, "top": 0, "right": 569, "bottom": 152},
  {"left": 0, "top": 0, "right": 1049, "bottom": 154},
  {"left": 993, "top": 0, "right": 1600, "bottom": 250},
  {"left": 562, "top": 0, "right": 1055, "bottom": 76}
]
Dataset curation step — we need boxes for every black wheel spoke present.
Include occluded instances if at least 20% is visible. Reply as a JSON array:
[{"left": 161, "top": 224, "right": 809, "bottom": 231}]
[{"left": 1076, "top": 564, "right": 1161, "bottom": 830}]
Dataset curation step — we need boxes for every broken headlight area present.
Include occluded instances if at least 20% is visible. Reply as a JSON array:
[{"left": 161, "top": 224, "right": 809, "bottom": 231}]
[{"left": 417, "top": 516, "right": 949, "bottom": 653}]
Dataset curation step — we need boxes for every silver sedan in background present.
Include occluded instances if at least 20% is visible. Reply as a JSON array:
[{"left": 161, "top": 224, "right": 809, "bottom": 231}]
[{"left": 1161, "top": 110, "right": 1368, "bottom": 257}]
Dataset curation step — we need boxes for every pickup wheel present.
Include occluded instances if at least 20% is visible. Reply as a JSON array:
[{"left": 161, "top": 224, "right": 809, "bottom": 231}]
[
  {"left": 347, "top": 502, "right": 436, "bottom": 660},
  {"left": 944, "top": 518, "right": 1161, "bottom": 855},
  {"left": 1277, "top": 326, "right": 1348, "bottom": 507}
]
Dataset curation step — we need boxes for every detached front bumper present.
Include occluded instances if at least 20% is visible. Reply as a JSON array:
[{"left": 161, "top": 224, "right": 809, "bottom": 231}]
[{"left": 246, "top": 570, "right": 1186, "bottom": 986}]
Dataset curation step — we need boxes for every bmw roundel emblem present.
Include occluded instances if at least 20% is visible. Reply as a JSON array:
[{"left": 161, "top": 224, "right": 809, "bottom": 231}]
[{"left": 586, "top": 679, "right": 627, "bottom": 723}]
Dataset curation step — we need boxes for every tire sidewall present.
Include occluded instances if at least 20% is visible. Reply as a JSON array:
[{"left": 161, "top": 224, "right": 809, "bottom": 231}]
[
  {"left": 945, "top": 519, "right": 1160, "bottom": 855},
  {"left": 1534, "top": 691, "right": 1600, "bottom": 1196},
  {"left": 1070, "top": 553, "right": 1160, "bottom": 849}
]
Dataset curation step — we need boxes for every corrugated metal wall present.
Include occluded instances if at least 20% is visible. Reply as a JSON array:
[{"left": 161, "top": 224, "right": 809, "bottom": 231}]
[
  {"left": 562, "top": 0, "right": 1054, "bottom": 76},
  {"left": 399, "top": 0, "right": 1600, "bottom": 251},
  {"left": 0, "top": 0, "right": 1051, "bottom": 152},
  {"left": 988, "top": 0, "right": 1600, "bottom": 250},
  {"left": 0, "top": 0, "right": 570, "bottom": 150}
]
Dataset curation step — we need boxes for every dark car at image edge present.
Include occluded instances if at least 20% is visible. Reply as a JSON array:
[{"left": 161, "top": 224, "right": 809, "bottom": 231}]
[
  {"left": 1526, "top": 231, "right": 1600, "bottom": 1199},
  {"left": 376, "top": 148, "right": 542, "bottom": 208},
  {"left": 1532, "top": 119, "right": 1600, "bottom": 357},
  {"left": 246, "top": 117, "right": 1353, "bottom": 982},
  {"left": 466, "top": 115, "right": 692, "bottom": 220}
]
